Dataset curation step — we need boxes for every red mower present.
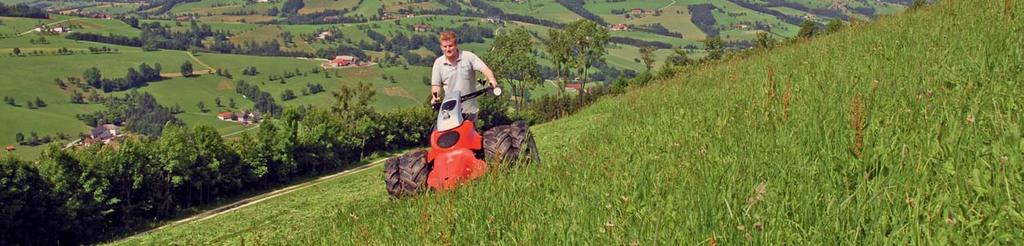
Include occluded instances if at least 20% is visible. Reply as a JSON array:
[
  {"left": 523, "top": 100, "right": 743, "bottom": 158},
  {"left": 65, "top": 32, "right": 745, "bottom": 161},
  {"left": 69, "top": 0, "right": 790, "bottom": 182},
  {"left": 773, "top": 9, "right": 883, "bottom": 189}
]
[{"left": 384, "top": 86, "right": 539, "bottom": 198}]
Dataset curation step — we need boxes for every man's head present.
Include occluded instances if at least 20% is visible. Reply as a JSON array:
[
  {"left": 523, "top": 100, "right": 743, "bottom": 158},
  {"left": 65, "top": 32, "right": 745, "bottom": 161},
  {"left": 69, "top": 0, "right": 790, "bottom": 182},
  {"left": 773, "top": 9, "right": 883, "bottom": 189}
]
[{"left": 439, "top": 30, "right": 458, "bottom": 60}]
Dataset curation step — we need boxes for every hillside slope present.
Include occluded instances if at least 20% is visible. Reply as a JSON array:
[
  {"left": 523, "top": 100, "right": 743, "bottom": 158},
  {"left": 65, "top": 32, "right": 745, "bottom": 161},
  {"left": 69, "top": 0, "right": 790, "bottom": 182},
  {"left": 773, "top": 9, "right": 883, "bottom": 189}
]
[{"left": 118, "top": 0, "right": 1023, "bottom": 244}]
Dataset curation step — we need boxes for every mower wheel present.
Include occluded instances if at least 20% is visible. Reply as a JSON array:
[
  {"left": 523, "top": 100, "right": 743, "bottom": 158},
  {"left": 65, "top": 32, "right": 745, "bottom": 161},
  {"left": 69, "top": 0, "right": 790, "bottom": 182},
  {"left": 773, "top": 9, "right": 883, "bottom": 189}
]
[
  {"left": 384, "top": 150, "right": 430, "bottom": 198},
  {"left": 483, "top": 121, "right": 540, "bottom": 168}
]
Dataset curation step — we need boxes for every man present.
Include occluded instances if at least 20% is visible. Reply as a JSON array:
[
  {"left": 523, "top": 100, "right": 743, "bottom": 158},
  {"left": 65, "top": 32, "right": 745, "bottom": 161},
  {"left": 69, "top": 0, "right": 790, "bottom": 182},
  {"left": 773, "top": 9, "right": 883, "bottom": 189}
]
[{"left": 431, "top": 30, "right": 499, "bottom": 121}]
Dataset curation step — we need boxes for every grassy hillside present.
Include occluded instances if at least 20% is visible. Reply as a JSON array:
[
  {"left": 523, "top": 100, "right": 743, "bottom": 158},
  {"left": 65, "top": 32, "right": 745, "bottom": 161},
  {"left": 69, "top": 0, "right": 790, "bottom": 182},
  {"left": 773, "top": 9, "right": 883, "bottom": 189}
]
[{"left": 115, "top": 0, "right": 1024, "bottom": 244}]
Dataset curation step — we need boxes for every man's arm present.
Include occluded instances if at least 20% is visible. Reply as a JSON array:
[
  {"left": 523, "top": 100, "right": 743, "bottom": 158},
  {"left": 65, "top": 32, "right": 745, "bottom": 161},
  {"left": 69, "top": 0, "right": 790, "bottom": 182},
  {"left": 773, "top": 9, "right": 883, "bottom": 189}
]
[
  {"left": 430, "top": 61, "right": 442, "bottom": 104},
  {"left": 479, "top": 64, "right": 498, "bottom": 88},
  {"left": 431, "top": 85, "right": 441, "bottom": 104},
  {"left": 470, "top": 53, "right": 498, "bottom": 88}
]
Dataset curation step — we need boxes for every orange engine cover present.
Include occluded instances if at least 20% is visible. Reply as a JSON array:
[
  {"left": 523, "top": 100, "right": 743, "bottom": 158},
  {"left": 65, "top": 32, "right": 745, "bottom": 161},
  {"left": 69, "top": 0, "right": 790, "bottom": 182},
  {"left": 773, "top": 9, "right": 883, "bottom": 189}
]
[{"left": 426, "top": 120, "right": 487, "bottom": 191}]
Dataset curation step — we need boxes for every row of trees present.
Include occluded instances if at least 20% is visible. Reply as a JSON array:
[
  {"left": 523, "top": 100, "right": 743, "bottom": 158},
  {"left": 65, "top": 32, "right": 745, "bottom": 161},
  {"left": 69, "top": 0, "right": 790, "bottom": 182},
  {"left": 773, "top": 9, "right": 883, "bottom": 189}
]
[
  {"left": 66, "top": 20, "right": 313, "bottom": 57},
  {"left": 0, "top": 3, "right": 48, "bottom": 18},
  {"left": 556, "top": 0, "right": 607, "bottom": 26},
  {"left": 13, "top": 131, "right": 64, "bottom": 146},
  {"left": 80, "top": 63, "right": 163, "bottom": 92},
  {"left": 0, "top": 82, "right": 435, "bottom": 245},
  {"left": 236, "top": 80, "right": 284, "bottom": 116},
  {"left": 3, "top": 96, "right": 45, "bottom": 109}
]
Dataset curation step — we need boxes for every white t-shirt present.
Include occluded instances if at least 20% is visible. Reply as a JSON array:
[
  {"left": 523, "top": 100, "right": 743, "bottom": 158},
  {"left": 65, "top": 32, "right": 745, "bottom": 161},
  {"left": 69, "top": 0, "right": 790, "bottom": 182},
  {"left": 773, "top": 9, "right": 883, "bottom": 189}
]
[{"left": 431, "top": 50, "right": 487, "bottom": 114}]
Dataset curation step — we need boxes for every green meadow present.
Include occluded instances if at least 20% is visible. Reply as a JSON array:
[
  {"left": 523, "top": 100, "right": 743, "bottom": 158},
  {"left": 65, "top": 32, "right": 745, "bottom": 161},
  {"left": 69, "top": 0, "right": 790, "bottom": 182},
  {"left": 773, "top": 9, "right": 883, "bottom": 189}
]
[{"left": 484, "top": 0, "right": 584, "bottom": 24}]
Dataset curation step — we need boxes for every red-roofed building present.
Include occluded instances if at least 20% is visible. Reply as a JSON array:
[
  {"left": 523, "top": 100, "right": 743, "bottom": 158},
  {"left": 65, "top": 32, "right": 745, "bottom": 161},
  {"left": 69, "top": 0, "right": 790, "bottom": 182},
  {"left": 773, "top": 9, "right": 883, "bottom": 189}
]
[
  {"left": 565, "top": 82, "right": 582, "bottom": 90},
  {"left": 323, "top": 55, "right": 359, "bottom": 68},
  {"left": 5, "top": 145, "right": 14, "bottom": 151},
  {"left": 610, "top": 24, "right": 629, "bottom": 31},
  {"left": 218, "top": 112, "right": 235, "bottom": 120}
]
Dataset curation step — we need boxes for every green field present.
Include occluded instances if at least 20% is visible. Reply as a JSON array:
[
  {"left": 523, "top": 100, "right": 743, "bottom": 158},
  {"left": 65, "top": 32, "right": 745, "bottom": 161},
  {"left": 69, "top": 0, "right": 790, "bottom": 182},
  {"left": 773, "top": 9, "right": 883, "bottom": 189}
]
[
  {"left": 584, "top": 0, "right": 708, "bottom": 40},
  {"left": 142, "top": 20, "right": 260, "bottom": 34},
  {"left": 67, "top": 18, "right": 141, "bottom": 37},
  {"left": 0, "top": 36, "right": 198, "bottom": 159},
  {"left": 168, "top": 0, "right": 249, "bottom": 14},
  {"left": 348, "top": 0, "right": 384, "bottom": 19},
  {"left": 80, "top": 3, "right": 144, "bottom": 14},
  {"left": 230, "top": 25, "right": 316, "bottom": 54},
  {"left": 381, "top": 0, "right": 444, "bottom": 13},
  {"left": 484, "top": 0, "right": 584, "bottom": 24},
  {"left": 0, "top": 16, "right": 46, "bottom": 36},
  {"left": 712, "top": 0, "right": 800, "bottom": 40},
  {"left": 300, "top": 0, "right": 360, "bottom": 14},
  {"left": 114, "top": 0, "right": 1024, "bottom": 243}
]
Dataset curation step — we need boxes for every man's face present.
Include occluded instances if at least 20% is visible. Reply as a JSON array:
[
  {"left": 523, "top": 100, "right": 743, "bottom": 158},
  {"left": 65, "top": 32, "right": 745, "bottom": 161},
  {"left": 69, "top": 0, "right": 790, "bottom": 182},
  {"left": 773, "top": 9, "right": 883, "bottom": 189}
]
[{"left": 441, "top": 39, "right": 458, "bottom": 59}]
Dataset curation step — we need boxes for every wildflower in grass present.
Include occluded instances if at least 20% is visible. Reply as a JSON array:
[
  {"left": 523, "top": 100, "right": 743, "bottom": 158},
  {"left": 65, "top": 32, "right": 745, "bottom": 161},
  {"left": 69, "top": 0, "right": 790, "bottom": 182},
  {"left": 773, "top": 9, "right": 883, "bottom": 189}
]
[
  {"left": 748, "top": 181, "right": 768, "bottom": 206},
  {"left": 966, "top": 114, "right": 975, "bottom": 125},
  {"left": 349, "top": 213, "right": 359, "bottom": 222},
  {"left": 605, "top": 220, "right": 615, "bottom": 230}
]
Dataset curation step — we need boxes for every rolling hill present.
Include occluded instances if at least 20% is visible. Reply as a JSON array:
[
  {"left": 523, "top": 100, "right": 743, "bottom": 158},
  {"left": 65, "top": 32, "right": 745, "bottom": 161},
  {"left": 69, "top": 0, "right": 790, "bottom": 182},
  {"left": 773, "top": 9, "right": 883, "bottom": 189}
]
[{"left": 114, "top": 0, "right": 1024, "bottom": 244}]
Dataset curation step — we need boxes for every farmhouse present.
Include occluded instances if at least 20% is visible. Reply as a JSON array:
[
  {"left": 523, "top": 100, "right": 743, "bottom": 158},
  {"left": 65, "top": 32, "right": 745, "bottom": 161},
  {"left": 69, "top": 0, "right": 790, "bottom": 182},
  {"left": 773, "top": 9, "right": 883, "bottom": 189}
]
[
  {"left": 610, "top": 24, "right": 629, "bottom": 31},
  {"left": 5, "top": 145, "right": 14, "bottom": 152},
  {"left": 218, "top": 111, "right": 262, "bottom": 124},
  {"left": 413, "top": 23, "right": 431, "bottom": 32},
  {"left": 84, "top": 124, "right": 122, "bottom": 145},
  {"left": 322, "top": 55, "right": 360, "bottom": 68},
  {"left": 34, "top": 25, "right": 71, "bottom": 33},
  {"left": 88, "top": 13, "right": 112, "bottom": 19},
  {"left": 317, "top": 31, "right": 333, "bottom": 39}
]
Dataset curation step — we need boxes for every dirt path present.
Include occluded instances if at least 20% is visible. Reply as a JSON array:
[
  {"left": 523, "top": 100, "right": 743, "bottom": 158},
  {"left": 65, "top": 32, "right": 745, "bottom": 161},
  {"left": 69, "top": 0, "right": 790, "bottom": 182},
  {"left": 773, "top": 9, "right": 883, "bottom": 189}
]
[
  {"left": 133, "top": 153, "right": 400, "bottom": 236},
  {"left": 659, "top": 0, "right": 677, "bottom": 10}
]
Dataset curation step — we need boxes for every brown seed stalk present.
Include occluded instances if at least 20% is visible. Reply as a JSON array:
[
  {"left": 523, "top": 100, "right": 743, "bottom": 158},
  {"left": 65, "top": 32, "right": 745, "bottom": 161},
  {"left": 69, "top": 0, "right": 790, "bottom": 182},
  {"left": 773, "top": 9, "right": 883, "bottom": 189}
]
[
  {"left": 782, "top": 88, "right": 792, "bottom": 120},
  {"left": 850, "top": 95, "right": 865, "bottom": 159}
]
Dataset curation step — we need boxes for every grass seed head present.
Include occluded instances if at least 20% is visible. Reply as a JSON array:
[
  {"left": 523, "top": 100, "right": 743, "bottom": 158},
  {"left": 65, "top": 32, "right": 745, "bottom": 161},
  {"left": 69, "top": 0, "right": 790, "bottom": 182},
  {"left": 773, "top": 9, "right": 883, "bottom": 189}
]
[{"left": 850, "top": 95, "right": 866, "bottom": 158}]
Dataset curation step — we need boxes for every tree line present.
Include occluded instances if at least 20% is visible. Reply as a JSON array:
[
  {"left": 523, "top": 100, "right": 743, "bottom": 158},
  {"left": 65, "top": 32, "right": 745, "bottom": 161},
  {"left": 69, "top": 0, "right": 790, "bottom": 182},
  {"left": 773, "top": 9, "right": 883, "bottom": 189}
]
[
  {"left": 78, "top": 63, "right": 163, "bottom": 92},
  {"left": 0, "top": 83, "right": 433, "bottom": 245},
  {"left": 235, "top": 80, "right": 284, "bottom": 116},
  {"left": 556, "top": 0, "right": 608, "bottom": 26},
  {"left": 67, "top": 20, "right": 314, "bottom": 57},
  {"left": 0, "top": 3, "right": 48, "bottom": 19},
  {"left": 76, "top": 91, "right": 182, "bottom": 136}
]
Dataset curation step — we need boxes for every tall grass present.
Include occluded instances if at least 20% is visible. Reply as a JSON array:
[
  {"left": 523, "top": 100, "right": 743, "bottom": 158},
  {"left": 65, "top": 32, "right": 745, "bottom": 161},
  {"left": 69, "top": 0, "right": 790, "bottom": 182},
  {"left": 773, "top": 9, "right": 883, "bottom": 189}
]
[{"left": 118, "top": 0, "right": 1023, "bottom": 244}]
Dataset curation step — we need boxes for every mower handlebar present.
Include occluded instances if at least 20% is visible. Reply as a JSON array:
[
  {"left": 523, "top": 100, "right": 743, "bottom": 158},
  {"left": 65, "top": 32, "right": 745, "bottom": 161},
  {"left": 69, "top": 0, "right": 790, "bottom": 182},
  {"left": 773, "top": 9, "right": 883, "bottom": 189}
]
[{"left": 431, "top": 86, "right": 500, "bottom": 110}]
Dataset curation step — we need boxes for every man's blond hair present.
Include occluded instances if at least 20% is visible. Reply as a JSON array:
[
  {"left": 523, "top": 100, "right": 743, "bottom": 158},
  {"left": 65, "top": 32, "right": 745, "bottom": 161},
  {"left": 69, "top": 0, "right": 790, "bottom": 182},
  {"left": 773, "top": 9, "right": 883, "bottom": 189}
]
[{"left": 439, "top": 30, "right": 457, "bottom": 42}]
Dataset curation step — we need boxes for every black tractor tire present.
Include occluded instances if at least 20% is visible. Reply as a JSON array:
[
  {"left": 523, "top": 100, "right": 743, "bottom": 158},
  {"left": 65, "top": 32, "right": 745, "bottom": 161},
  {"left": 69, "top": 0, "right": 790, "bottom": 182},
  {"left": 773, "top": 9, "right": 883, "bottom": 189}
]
[
  {"left": 384, "top": 150, "right": 430, "bottom": 198},
  {"left": 483, "top": 121, "right": 540, "bottom": 168}
]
